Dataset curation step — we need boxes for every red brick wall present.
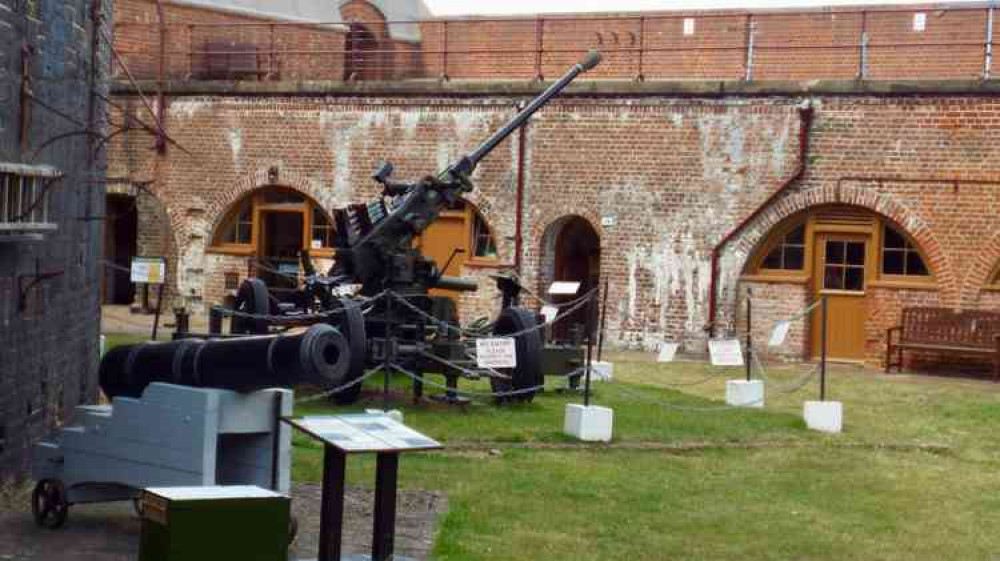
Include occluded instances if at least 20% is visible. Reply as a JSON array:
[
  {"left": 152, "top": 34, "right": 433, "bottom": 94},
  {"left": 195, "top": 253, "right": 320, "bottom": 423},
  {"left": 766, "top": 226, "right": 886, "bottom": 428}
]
[{"left": 113, "top": 1, "right": 997, "bottom": 82}]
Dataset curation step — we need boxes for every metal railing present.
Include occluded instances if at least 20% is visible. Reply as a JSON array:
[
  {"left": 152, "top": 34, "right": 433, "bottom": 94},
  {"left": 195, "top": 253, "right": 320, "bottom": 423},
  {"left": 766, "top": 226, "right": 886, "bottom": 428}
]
[{"left": 111, "top": 5, "right": 997, "bottom": 83}]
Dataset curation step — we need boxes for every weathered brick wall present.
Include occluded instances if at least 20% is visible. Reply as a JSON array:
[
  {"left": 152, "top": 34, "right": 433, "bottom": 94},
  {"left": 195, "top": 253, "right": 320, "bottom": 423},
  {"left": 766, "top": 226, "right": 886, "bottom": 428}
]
[{"left": 0, "top": 0, "right": 109, "bottom": 477}]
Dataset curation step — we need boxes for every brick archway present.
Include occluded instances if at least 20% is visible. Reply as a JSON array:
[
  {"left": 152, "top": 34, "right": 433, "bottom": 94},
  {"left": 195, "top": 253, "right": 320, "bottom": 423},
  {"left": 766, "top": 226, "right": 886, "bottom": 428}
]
[
  {"left": 969, "top": 230, "right": 1000, "bottom": 305},
  {"left": 723, "top": 184, "right": 955, "bottom": 304},
  {"left": 530, "top": 211, "right": 603, "bottom": 297}
]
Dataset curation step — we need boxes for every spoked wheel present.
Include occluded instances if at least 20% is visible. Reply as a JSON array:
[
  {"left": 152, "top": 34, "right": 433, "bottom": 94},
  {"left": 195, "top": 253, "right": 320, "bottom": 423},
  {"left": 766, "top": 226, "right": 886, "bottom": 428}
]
[
  {"left": 231, "top": 278, "right": 271, "bottom": 335},
  {"left": 490, "top": 306, "right": 543, "bottom": 404},
  {"left": 31, "top": 479, "right": 69, "bottom": 529},
  {"left": 328, "top": 297, "right": 367, "bottom": 405}
]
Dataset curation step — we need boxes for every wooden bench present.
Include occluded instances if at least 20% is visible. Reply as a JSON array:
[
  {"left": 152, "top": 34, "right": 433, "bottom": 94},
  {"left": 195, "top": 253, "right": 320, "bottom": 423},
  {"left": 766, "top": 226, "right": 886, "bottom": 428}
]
[{"left": 886, "top": 307, "right": 1000, "bottom": 380}]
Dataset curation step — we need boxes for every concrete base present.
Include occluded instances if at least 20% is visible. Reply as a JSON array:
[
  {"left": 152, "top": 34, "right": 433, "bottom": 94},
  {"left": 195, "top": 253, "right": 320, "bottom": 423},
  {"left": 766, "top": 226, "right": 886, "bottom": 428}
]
[
  {"left": 586, "top": 361, "right": 614, "bottom": 382},
  {"left": 563, "top": 404, "right": 613, "bottom": 442},
  {"left": 725, "top": 380, "right": 765, "bottom": 408},
  {"left": 804, "top": 400, "right": 843, "bottom": 433}
]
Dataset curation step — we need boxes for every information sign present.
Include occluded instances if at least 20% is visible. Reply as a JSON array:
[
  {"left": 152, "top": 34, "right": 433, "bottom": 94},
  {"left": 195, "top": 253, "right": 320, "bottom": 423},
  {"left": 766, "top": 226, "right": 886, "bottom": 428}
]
[
  {"left": 768, "top": 321, "right": 791, "bottom": 347},
  {"left": 708, "top": 339, "right": 744, "bottom": 367},
  {"left": 548, "top": 281, "right": 581, "bottom": 295},
  {"left": 288, "top": 414, "right": 441, "bottom": 453},
  {"left": 540, "top": 305, "right": 559, "bottom": 324},
  {"left": 475, "top": 337, "right": 517, "bottom": 368},
  {"left": 130, "top": 256, "right": 166, "bottom": 284}
]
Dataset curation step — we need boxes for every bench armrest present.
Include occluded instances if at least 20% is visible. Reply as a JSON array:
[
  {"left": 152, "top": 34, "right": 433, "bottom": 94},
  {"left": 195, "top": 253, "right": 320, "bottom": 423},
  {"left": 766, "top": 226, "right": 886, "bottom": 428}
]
[{"left": 887, "top": 325, "right": 902, "bottom": 342}]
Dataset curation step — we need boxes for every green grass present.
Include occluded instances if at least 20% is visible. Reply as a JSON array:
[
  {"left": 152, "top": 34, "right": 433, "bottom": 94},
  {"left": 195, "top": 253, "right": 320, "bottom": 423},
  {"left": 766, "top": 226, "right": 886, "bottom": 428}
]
[{"left": 101, "top": 334, "right": 1000, "bottom": 559}]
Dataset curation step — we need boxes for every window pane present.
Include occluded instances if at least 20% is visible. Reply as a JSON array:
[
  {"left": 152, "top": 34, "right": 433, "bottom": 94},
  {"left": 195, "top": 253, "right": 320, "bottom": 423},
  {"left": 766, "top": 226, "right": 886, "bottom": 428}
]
[
  {"left": 761, "top": 247, "right": 782, "bottom": 269},
  {"left": 784, "top": 246, "right": 804, "bottom": 270},
  {"left": 824, "top": 265, "right": 844, "bottom": 290},
  {"left": 845, "top": 267, "right": 865, "bottom": 291},
  {"left": 261, "top": 190, "right": 304, "bottom": 204},
  {"left": 906, "top": 251, "right": 929, "bottom": 276},
  {"left": 826, "top": 241, "right": 845, "bottom": 264},
  {"left": 883, "top": 250, "right": 905, "bottom": 275},
  {"left": 845, "top": 242, "right": 866, "bottom": 266},
  {"left": 883, "top": 226, "right": 906, "bottom": 249},
  {"left": 785, "top": 224, "right": 805, "bottom": 245}
]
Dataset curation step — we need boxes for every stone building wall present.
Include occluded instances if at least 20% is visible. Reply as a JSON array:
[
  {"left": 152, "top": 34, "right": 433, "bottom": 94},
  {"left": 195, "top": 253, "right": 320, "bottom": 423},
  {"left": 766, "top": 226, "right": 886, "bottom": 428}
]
[{"left": 0, "top": 0, "right": 110, "bottom": 477}]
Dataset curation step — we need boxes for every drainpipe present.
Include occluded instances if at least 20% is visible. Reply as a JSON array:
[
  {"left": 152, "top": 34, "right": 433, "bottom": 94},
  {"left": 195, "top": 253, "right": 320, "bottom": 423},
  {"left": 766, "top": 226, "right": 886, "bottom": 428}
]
[
  {"left": 706, "top": 105, "right": 814, "bottom": 337},
  {"left": 514, "top": 101, "right": 528, "bottom": 274}
]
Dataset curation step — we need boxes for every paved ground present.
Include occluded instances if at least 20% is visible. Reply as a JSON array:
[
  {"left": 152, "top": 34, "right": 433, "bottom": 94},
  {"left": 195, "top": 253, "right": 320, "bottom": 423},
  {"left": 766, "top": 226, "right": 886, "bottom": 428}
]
[
  {"left": 0, "top": 484, "right": 447, "bottom": 561},
  {"left": 101, "top": 305, "right": 211, "bottom": 337}
]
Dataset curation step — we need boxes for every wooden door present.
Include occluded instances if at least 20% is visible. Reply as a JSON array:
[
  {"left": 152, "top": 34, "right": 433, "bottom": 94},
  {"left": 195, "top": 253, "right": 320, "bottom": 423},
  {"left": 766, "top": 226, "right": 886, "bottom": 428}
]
[
  {"left": 811, "top": 233, "right": 869, "bottom": 361},
  {"left": 414, "top": 210, "right": 469, "bottom": 300},
  {"left": 257, "top": 210, "right": 304, "bottom": 294}
]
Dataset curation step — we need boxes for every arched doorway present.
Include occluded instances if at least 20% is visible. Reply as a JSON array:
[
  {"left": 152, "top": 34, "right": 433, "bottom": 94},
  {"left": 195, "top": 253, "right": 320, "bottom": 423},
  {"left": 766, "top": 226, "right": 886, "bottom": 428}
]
[
  {"left": 412, "top": 200, "right": 498, "bottom": 304},
  {"left": 210, "top": 186, "right": 335, "bottom": 298},
  {"left": 542, "top": 216, "right": 601, "bottom": 341},
  {"left": 102, "top": 193, "right": 137, "bottom": 305},
  {"left": 344, "top": 23, "right": 379, "bottom": 81},
  {"left": 745, "top": 205, "right": 934, "bottom": 361}
]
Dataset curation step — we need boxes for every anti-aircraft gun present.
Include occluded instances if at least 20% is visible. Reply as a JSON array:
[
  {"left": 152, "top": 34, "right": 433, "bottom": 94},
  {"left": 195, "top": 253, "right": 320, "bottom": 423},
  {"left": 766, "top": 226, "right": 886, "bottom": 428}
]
[{"left": 200, "top": 51, "right": 603, "bottom": 405}]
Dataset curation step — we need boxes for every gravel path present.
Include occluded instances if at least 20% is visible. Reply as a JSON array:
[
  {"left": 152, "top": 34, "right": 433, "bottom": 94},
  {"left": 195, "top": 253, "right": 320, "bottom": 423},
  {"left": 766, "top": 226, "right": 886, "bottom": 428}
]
[{"left": 0, "top": 484, "right": 447, "bottom": 561}]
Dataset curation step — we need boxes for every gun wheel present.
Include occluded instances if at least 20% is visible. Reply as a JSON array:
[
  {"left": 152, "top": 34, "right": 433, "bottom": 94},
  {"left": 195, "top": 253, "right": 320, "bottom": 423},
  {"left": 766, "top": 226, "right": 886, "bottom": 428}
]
[
  {"left": 232, "top": 278, "right": 271, "bottom": 334},
  {"left": 328, "top": 297, "right": 367, "bottom": 405},
  {"left": 32, "top": 479, "right": 69, "bottom": 530},
  {"left": 490, "top": 306, "right": 543, "bottom": 404}
]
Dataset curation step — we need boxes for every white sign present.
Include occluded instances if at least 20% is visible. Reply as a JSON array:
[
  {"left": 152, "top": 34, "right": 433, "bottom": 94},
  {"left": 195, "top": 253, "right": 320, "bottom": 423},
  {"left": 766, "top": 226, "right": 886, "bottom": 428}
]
[
  {"left": 769, "top": 321, "right": 791, "bottom": 347},
  {"left": 708, "top": 339, "right": 744, "bottom": 367},
  {"left": 548, "top": 281, "right": 581, "bottom": 295},
  {"left": 601, "top": 215, "right": 616, "bottom": 227},
  {"left": 540, "top": 305, "right": 559, "bottom": 324},
  {"left": 913, "top": 12, "right": 926, "bottom": 31},
  {"left": 476, "top": 337, "right": 517, "bottom": 369},
  {"left": 657, "top": 342, "right": 679, "bottom": 363},
  {"left": 683, "top": 17, "right": 696, "bottom": 35},
  {"left": 130, "top": 256, "right": 166, "bottom": 284}
]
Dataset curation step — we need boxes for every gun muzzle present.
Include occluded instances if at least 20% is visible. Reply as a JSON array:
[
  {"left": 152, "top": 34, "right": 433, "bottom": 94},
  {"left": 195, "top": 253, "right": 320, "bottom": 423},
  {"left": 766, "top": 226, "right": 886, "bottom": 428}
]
[
  {"left": 433, "top": 276, "right": 479, "bottom": 292},
  {"left": 580, "top": 50, "right": 602, "bottom": 71}
]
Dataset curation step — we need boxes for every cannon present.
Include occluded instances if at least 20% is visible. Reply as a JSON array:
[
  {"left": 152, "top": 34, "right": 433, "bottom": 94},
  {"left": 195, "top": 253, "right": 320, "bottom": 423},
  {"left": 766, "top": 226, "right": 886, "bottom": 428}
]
[{"left": 198, "top": 51, "right": 603, "bottom": 404}]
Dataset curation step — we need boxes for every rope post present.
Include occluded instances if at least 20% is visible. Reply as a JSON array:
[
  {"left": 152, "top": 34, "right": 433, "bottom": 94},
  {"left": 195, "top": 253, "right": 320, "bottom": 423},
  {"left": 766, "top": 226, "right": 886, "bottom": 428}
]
[
  {"left": 383, "top": 291, "right": 393, "bottom": 411},
  {"left": 820, "top": 296, "right": 828, "bottom": 402},
  {"left": 596, "top": 279, "right": 609, "bottom": 362},
  {"left": 745, "top": 287, "right": 753, "bottom": 382},
  {"left": 583, "top": 289, "right": 596, "bottom": 407}
]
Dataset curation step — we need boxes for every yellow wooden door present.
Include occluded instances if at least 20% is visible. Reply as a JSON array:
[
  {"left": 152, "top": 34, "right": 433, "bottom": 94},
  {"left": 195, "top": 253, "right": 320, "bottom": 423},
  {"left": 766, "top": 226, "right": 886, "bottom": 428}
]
[
  {"left": 414, "top": 211, "right": 469, "bottom": 300},
  {"left": 812, "top": 233, "right": 869, "bottom": 361}
]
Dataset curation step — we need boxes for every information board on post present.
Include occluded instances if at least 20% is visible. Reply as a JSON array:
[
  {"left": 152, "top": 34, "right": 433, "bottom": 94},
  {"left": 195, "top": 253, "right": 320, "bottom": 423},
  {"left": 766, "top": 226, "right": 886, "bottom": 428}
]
[
  {"left": 768, "top": 321, "right": 791, "bottom": 347},
  {"left": 475, "top": 337, "right": 517, "bottom": 369},
  {"left": 708, "top": 339, "right": 744, "bottom": 367},
  {"left": 130, "top": 256, "right": 166, "bottom": 285},
  {"left": 657, "top": 342, "right": 679, "bottom": 363}
]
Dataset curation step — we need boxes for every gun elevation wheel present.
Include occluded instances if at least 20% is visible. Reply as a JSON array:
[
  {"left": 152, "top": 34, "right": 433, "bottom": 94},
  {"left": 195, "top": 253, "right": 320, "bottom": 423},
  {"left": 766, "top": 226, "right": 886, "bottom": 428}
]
[
  {"left": 490, "top": 306, "right": 543, "bottom": 404},
  {"left": 328, "top": 297, "right": 367, "bottom": 405},
  {"left": 32, "top": 479, "right": 69, "bottom": 529},
  {"left": 232, "top": 278, "right": 270, "bottom": 334}
]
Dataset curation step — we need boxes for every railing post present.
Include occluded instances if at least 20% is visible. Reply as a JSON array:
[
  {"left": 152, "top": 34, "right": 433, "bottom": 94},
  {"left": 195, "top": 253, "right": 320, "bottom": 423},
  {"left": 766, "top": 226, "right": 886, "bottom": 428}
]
[
  {"left": 269, "top": 24, "right": 276, "bottom": 79},
  {"left": 858, "top": 10, "right": 869, "bottom": 80},
  {"left": 441, "top": 20, "right": 449, "bottom": 80},
  {"left": 636, "top": 16, "right": 646, "bottom": 81},
  {"left": 534, "top": 17, "right": 544, "bottom": 80},
  {"left": 744, "top": 15, "right": 755, "bottom": 82},
  {"left": 187, "top": 24, "right": 194, "bottom": 78},
  {"left": 985, "top": 6, "right": 994, "bottom": 79}
]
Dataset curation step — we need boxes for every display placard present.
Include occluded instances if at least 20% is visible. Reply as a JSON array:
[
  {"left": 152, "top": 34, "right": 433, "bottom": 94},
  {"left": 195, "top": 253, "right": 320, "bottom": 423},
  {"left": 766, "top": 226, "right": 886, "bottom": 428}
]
[
  {"left": 475, "top": 337, "right": 517, "bottom": 368},
  {"left": 657, "top": 342, "right": 679, "bottom": 363},
  {"left": 130, "top": 256, "right": 166, "bottom": 285},
  {"left": 548, "top": 281, "right": 581, "bottom": 295},
  {"left": 768, "top": 321, "right": 791, "bottom": 347},
  {"left": 708, "top": 339, "right": 744, "bottom": 366},
  {"left": 285, "top": 413, "right": 441, "bottom": 453},
  {"left": 540, "top": 305, "right": 559, "bottom": 324}
]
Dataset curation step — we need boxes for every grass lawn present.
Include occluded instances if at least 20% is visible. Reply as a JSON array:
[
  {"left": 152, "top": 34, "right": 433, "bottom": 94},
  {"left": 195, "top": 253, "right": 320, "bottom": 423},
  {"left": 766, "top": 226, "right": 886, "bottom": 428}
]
[{"left": 102, "top": 335, "right": 1000, "bottom": 559}]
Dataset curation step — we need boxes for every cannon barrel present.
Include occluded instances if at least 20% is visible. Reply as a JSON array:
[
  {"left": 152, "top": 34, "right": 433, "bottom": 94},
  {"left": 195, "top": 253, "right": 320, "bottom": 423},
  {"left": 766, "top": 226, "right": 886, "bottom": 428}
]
[
  {"left": 100, "top": 324, "right": 350, "bottom": 399},
  {"left": 432, "top": 275, "right": 479, "bottom": 292},
  {"left": 446, "top": 50, "right": 601, "bottom": 177}
]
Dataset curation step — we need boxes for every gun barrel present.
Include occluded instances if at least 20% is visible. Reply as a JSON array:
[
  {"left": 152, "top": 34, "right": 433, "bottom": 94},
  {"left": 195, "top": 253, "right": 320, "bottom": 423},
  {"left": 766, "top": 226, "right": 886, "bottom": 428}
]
[{"left": 452, "top": 50, "right": 602, "bottom": 176}]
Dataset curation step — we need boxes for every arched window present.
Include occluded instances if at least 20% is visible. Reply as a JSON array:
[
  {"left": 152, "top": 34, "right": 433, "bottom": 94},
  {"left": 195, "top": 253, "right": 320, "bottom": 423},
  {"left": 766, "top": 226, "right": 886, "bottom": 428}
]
[
  {"left": 210, "top": 187, "right": 335, "bottom": 256},
  {"left": 880, "top": 223, "right": 930, "bottom": 278},
  {"left": 988, "top": 264, "right": 1000, "bottom": 289},
  {"left": 759, "top": 222, "right": 806, "bottom": 272}
]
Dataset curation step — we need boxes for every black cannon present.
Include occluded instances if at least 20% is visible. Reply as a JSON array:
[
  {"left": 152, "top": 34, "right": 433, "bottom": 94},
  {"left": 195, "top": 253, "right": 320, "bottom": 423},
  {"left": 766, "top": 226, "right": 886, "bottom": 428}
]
[
  {"left": 101, "top": 324, "right": 350, "bottom": 399},
  {"left": 196, "top": 51, "right": 603, "bottom": 405}
]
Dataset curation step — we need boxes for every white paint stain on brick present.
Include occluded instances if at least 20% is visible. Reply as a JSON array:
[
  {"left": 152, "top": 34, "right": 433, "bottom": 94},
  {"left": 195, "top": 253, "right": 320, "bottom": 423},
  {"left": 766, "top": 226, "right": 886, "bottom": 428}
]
[
  {"left": 170, "top": 100, "right": 207, "bottom": 120},
  {"left": 228, "top": 127, "right": 242, "bottom": 169}
]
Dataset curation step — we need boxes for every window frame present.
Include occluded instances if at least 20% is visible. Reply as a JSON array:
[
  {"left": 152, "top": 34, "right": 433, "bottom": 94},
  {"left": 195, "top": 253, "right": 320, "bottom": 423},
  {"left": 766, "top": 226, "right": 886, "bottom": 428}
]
[
  {"left": 872, "top": 222, "right": 935, "bottom": 287},
  {"left": 747, "top": 219, "right": 812, "bottom": 280},
  {"left": 208, "top": 188, "right": 336, "bottom": 258}
]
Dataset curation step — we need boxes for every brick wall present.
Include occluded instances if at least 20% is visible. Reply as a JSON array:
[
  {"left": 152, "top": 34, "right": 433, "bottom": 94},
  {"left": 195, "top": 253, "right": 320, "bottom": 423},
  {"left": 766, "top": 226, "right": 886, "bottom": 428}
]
[
  {"left": 114, "top": 1, "right": 997, "bottom": 82},
  {"left": 0, "top": 0, "right": 109, "bottom": 477}
]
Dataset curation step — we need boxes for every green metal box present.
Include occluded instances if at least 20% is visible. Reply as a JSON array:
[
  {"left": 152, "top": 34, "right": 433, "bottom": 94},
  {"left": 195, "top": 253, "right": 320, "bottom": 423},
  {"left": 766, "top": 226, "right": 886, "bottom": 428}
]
[{"left": 139, "top": 486, "right": 290, "bottom": 561}]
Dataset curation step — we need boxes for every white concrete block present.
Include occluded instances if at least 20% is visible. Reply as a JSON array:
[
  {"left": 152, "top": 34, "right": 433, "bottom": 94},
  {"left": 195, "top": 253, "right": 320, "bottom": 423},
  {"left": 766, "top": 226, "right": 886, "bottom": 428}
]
[
  {"left": 563, "top": 404, "right": 614, "bottom": 442},
  {"left": 726, "top": 379, "right": 765, "bottom": 408},
  {"left": 586, "top": 361, "right": 614, "bottom": 382},
  {"left": 804, "top": 401, "right": 843, "bottom": 433}
]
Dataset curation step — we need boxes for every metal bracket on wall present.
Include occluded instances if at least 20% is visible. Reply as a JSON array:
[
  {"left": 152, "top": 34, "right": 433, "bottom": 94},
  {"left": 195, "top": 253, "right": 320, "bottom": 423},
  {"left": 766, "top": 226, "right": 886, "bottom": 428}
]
[{"left": 17, "top": 258, "right": 64, "bottom": 312}]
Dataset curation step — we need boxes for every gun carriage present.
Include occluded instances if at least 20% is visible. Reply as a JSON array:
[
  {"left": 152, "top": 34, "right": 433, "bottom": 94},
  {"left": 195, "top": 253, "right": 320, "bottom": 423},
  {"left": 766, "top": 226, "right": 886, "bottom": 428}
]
[{"left": 188, "top": 51, "right": 603, "bottom": 405}]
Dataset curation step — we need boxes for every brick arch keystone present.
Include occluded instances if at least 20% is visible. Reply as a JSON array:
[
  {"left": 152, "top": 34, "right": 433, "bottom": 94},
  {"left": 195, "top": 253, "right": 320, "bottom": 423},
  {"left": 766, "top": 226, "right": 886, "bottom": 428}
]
[{"left": 725, "top": 185, "right": 957, "bottom": 304}]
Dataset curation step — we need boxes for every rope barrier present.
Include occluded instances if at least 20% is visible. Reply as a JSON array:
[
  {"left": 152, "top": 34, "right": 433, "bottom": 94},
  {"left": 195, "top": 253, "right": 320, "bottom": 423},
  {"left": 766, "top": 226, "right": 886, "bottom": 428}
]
[
  {"left": 389, "top": 362, "right": 563, "bottom": 400},
  {"left": 293, "top": 366, "right": 383, "bottom": 405},
  {"left": 601, "top": 380, "right": 766, "bottom": 412}
]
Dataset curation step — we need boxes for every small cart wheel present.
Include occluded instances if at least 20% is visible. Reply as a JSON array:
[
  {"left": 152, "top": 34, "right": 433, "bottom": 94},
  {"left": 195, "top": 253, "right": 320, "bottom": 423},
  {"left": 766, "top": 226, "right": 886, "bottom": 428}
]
[
  {"left": 31, "top": 479, "right": 69, "bottom": 529},
  {"left": 287, "top": 513, "right": 299, "bottom": 546}
]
